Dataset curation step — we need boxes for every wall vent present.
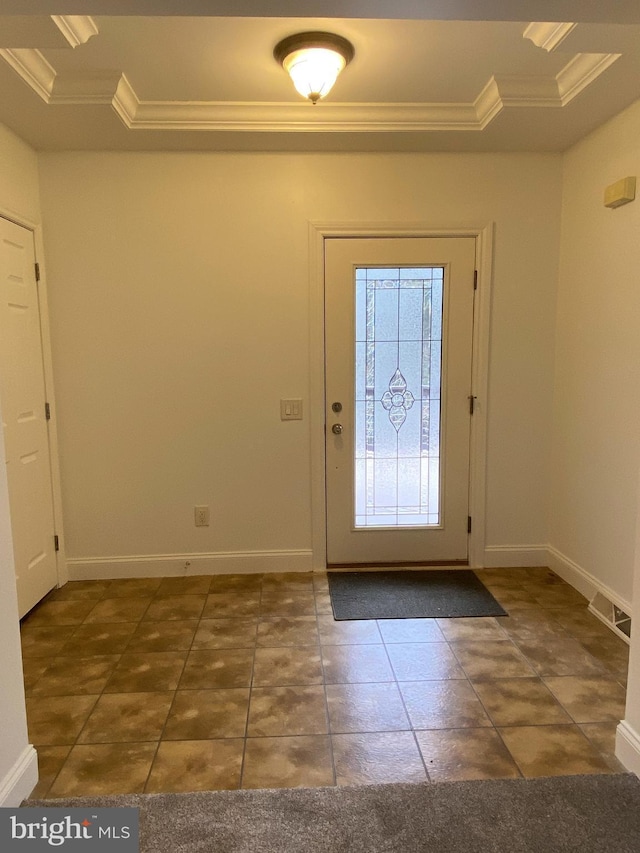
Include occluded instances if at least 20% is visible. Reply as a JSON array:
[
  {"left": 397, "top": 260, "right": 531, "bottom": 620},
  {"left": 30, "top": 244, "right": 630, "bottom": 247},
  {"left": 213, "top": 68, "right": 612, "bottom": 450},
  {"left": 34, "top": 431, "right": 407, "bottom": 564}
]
[{"left": 589, "top": 591, "right": 631, "bottom": 644}]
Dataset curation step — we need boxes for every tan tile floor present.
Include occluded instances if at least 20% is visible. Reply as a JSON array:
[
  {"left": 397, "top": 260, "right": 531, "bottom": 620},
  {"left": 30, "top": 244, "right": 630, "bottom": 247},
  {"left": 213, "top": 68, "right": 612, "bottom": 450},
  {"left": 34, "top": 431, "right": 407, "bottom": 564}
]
[{"left": 20, "top": 567, "right": 629, "bottom": 798}]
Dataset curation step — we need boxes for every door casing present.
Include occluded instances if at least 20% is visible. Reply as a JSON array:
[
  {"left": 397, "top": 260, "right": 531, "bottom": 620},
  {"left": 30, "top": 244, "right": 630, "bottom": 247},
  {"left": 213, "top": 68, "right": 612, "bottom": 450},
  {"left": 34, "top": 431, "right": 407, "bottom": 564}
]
[{"left": 308, "top": 221, "right": 494, "bottom": 571}]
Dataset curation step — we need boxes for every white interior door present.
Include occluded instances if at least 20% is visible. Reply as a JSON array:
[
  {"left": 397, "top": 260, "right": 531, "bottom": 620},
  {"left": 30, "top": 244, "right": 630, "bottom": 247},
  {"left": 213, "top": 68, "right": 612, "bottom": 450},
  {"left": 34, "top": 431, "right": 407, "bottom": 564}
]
[
  {"left": 325, "top": 236, "right": 476, "bottom": 565},
  {"left": 0, "top": 217, "right": 58, "bottom": 617}
]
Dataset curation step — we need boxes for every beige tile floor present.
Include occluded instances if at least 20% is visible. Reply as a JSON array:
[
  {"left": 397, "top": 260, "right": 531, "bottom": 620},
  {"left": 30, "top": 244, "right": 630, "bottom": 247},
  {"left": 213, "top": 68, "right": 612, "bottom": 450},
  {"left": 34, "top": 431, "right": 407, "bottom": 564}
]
[{"left": 20, "top": 567, "right": 629, "bottom": 798}]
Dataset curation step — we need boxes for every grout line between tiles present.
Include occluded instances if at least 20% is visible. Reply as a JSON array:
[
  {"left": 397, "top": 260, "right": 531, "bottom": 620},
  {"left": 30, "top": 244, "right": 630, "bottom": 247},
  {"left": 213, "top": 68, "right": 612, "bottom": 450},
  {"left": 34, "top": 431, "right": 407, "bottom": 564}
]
[
  {"left": 315, "top": 579, "right": 337, "bottom": 787},
  {"left": 21, "top": 571, "right": 630, "bottom": 797},
  {"left": 238, "top": 619, "right": 259, "bottom": 789},
  {"left": 376, "top": 621, "right": 433, "bottom": 783}
]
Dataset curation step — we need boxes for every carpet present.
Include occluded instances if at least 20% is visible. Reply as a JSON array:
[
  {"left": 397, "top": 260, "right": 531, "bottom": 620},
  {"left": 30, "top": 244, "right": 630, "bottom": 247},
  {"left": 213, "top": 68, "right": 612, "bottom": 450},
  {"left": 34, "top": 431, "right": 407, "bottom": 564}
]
[
  {"left": 328, "top": 569, "right": 506, "bottom": 619},
  {"left": 23, "top": 774, "right": 640, "bottom": 853}
]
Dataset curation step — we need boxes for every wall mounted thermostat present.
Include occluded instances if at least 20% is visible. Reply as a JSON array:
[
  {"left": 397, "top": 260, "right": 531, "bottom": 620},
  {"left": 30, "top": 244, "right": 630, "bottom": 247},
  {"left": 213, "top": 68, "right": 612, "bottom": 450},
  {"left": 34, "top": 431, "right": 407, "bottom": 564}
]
[{"left": 604, "top": 176, "right": 636, "bottom": 209}]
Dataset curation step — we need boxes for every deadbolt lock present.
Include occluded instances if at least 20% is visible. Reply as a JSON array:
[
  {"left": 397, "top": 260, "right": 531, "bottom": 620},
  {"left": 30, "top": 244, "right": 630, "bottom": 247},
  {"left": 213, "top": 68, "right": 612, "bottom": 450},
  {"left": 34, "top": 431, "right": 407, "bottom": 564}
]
[{"left": 331, "top": 402, "right": 343, "bottom": 413}]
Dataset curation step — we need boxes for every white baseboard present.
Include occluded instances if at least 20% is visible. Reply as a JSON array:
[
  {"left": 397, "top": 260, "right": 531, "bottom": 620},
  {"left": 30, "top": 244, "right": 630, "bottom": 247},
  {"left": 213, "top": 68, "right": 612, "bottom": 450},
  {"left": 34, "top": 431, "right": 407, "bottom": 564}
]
[
  {"left": 0, "top": 745, "right": 38, "bottom": 806},
  {"left": 67, "top": 549, "right": 314, "bottom": 580},
  {"left": 546, "top": 546, "right": 632, "bottom": 614},
  {"left": 616, "top": 720, "right": 640, "bottom": 776},
  {"left": 482, "top": 545, "right": 548, "bottom": 568}
]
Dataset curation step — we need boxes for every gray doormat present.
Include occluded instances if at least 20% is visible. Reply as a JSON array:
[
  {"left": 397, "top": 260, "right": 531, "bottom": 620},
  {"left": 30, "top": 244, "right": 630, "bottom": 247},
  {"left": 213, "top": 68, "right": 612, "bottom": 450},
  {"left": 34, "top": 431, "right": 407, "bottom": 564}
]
[{"left": 328, "top": 569, "right": 507, "bottom": 619}]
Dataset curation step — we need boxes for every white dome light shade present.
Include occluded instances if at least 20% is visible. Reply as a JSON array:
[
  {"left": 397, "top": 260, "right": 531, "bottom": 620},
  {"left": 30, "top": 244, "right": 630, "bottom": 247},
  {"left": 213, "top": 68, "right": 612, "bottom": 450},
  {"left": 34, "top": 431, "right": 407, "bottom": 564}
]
[
  {"left": 283, "top": 47, "right": 346, "bottom": 103},
  {"left": 274, "top": 32, "right": 355, "bottom": 104}
]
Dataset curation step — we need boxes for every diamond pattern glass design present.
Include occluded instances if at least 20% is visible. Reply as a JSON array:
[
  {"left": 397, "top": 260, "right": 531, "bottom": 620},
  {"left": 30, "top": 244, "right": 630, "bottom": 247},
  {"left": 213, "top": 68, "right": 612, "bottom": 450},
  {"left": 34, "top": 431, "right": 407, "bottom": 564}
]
[{"left": 354, "top": 267, "right": 443, "bottom": 528}]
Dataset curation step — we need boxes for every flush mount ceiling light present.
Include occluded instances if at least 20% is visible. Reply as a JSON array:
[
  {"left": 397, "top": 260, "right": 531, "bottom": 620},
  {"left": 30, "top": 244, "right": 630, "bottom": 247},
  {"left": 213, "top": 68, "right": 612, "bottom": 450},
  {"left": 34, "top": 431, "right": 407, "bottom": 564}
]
[{"left": 274, "top": 31, "right": 355, "bottom": 104}]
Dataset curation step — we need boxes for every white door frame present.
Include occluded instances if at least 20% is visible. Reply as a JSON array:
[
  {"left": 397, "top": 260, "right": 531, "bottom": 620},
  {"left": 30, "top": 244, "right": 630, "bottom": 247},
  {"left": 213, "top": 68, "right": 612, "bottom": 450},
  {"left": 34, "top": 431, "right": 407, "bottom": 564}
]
[
  {"left": 0, "top": 206, "right": 67, "bottom": 591},
  {"left": 308, "top": 221, "right": 494, "bottom": 571}
]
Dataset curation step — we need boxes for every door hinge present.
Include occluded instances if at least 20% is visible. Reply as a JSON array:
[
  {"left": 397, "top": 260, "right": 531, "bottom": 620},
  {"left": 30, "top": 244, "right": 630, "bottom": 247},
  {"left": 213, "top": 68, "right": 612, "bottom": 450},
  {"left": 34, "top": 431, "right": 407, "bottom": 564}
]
[
  {"left": 34, "top": 262, "right": 40, "bottom": 282},
  {"left": 468, "top": 395, "right": 476, "bottom": 415},
  {"left": 45, "top": 402, "right": 51, "bottom": 420},
  {"left": 473, "top": 270, "right": 478, "bottom": 290},
  {"left": 467, "top": 516, "right": 472, "bottom": 534},
  {"left": 54, "top": 534, "right": 60, "bottom": 552}
]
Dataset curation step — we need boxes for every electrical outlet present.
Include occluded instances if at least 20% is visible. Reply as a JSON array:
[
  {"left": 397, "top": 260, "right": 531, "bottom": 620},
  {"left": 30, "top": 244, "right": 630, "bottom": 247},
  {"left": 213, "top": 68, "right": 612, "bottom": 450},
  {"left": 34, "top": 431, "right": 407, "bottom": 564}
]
[{"left": 194, "top": 505, "right": 209, "bottom": 527}]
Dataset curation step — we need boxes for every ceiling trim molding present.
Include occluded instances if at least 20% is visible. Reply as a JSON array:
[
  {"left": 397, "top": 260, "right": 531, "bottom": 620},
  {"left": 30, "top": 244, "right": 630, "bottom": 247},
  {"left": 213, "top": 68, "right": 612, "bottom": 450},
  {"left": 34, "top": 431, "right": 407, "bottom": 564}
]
[
  {"left": 0, "top": 43, "right": 622, "bottom": 134},
  {"left": 523, "top": 21, "right": 577, "bottom": 52},
  {"left": 471, "top": 51, "right": 620, "bottom": 128},
  {"left": 0, "top": 47, "right": 55, "bottom": 101},
  {"left": 127, "top": 101, "right": 483, "bottom": 133},
  {"left": 112, "top": 74, "right": 139, "bottom": 126},
  {"left": 50, "top": 71, "right": 125, "bottom": 104},
  {"left": 474, "top": 77, "right": 503, "bottom": 128},
  {"left": 492, "top": 74, "right": 560, "bottom": 108},
  {"left": 556, "top": 52, "right": 621, "bottom": 104},
  {"left": 50, "top": 15, "right": 99, "bottom": 48}
]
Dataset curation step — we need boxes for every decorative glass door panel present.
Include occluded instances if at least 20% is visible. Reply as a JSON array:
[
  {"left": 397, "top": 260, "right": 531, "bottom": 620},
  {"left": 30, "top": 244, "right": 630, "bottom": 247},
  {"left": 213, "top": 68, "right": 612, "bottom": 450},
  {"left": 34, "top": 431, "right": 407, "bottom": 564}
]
[
  {"left": 355, "top": 266, "right": 443, "bottom": 528},
  {"left": 325, "top": 237, "right": 475, "bottom": 565}
]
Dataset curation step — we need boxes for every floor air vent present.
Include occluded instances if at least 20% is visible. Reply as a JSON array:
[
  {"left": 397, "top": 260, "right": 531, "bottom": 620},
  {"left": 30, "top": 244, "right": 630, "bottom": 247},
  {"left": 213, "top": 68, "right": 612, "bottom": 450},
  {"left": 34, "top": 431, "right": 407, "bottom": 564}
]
[{"left": 589, "top": 591, "right": 631, "bottom": 643}]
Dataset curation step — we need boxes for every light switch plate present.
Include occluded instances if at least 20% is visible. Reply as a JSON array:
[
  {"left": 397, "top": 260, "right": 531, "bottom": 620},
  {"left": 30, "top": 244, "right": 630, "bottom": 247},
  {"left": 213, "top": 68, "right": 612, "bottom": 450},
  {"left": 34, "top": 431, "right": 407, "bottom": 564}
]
[{"left": 280, "top": 398, "right": 303, "bottom": 420}]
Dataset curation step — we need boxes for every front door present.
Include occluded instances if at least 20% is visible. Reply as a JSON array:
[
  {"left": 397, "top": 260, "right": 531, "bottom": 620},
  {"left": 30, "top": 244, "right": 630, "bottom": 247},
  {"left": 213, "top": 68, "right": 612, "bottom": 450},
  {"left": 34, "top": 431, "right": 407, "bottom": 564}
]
[
  {"left": 0, "top": 217, "right": 58, "bottom": 616},
  {"left": 325, "top": 236, "right": 476, "bottom": 565}
]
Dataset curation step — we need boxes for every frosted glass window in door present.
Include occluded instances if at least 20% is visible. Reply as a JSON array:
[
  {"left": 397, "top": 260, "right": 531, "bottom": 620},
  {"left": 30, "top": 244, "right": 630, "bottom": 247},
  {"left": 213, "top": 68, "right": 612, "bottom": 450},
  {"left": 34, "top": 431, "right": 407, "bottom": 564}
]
[{"left": 354, "top": 266, "right": 443, "bottom": 527}]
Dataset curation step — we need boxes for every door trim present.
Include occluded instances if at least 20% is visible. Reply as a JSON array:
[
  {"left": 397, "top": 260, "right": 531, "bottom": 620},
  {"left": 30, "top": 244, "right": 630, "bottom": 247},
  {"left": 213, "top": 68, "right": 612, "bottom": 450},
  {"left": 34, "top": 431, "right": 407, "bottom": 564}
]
[
  {"left": 0, "top": 206, "right": 67, "bottom": 592},
  {"left": 309, "top": 221, "right": 494, "bottom": 571}
]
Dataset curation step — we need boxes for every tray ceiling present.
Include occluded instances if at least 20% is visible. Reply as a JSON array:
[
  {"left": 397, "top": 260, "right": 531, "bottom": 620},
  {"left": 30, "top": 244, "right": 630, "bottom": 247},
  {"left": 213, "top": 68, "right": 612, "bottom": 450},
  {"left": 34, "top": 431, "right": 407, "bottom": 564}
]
[{"left": 0, "top": 8, "right": 639, "bottom": 151}]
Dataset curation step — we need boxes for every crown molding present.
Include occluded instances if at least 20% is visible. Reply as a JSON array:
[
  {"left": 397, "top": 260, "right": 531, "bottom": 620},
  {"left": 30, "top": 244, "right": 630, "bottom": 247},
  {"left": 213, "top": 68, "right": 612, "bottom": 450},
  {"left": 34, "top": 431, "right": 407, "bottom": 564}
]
[
  {"left": 112, "top": 74, "right": 139, "bottom": 127},
  {"left": 0, "top": 47, "right": 55, "bottom": 101},
  {"left": 50, "top": 15, "right": 99, "bottom": 48},
  {"left": 474, "top": 77, "right": 503, "bottom": 128},
  {"left": 0, "top": 43, "right": 622, "bottom": 134},
  {"left": 474, "top": 51, "right": 620, "bottom": 128},
  {"left": 127, "top": 101, "right": 482, "bottom": 133},
  {"left": 523, "top": 21, "right": 577, "bottom": 52},
  {"left": 492, "top": 74, "right": 560, "bottom": 108},
  {"left": 474, "top": 75, "right": 557, "bottom": 130},
  {"left": 50, "top": 71, "right": 123, "bottom": 104},
  {"left": 556, "top": 52, "right": 621, "bottom": 104}
]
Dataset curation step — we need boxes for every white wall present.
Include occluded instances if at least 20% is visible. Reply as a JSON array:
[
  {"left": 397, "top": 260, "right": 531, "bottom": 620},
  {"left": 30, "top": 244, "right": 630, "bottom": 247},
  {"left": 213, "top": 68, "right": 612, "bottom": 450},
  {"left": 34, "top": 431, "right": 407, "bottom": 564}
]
[
  {"left": 550, "top": 99, "right": 640, "bottom": 607},
  {"left": 0, "top": 123, "right": 39, "bottom": 804},
  {"left": 38, "top": 151, "right": 561, "bottom": 576}
]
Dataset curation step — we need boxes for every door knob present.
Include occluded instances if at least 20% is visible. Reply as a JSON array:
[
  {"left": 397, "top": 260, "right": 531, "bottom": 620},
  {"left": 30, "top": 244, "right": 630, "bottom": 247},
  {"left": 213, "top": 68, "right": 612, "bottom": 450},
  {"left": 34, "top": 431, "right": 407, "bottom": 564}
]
[{"left": 332, "top": 423, "right": 343, "bottom": 435}]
